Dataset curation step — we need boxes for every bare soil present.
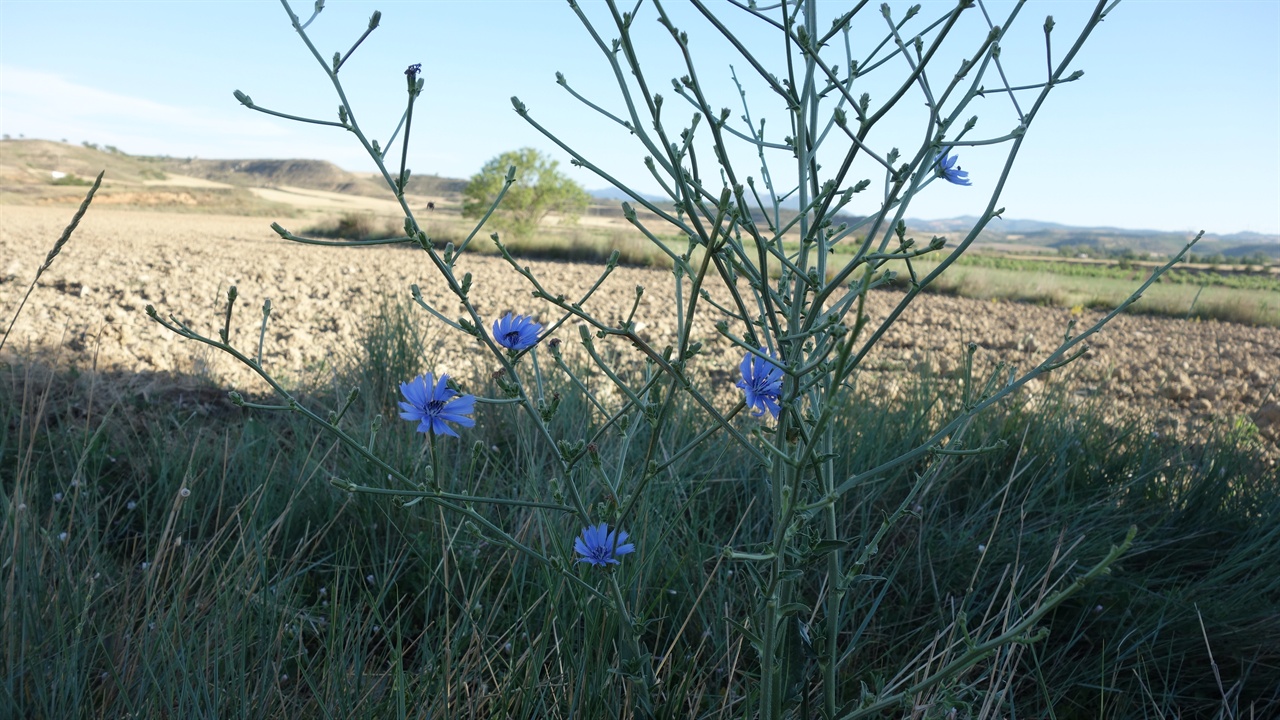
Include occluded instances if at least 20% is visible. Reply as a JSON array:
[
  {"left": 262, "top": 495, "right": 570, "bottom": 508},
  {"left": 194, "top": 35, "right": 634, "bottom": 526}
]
[{"left": 3, "top": 205, "right": 1277, "bottom": 462}]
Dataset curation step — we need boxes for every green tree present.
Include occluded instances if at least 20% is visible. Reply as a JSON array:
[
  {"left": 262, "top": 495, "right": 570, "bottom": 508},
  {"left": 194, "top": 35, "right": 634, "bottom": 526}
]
[{"left": 462, "top": 148, "right": 590, "bottom": 237}]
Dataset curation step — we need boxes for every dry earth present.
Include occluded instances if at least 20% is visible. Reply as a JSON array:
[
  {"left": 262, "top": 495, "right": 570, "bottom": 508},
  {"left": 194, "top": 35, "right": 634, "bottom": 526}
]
[{"left": 3, "top": 205, "right": 1278, "bottom": 463}]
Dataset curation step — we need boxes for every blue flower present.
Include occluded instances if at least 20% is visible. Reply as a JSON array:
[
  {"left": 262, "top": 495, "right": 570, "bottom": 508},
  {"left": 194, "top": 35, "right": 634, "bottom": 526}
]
[
  {"left": 398, "top": 373, "right": 476, "bottom": 438},
  {"left": 493, "top": 313, "right": 542, "bottom": 352},
  {"left": 737, "top": 349, "right": 784, "bottom": 418},
  {"left": 936, "top": 151, "right": 971, "bottom": 186},
  {"left": 574, "top": 522, "right": 635, "bottom": 567}
]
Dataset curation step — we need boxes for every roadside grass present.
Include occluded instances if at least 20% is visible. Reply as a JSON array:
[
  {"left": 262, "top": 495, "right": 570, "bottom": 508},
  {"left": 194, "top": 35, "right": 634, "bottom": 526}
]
[
  {"left": 296, "top": 207, "right": 1278, "bottom": 327},
  {"left": 302, "top": 212, "right": 405, "bottom": 242},
  {"left": 416, "top": 214, "right": 1280, "bottom": 327},
  {"left": 886, "top": 259, "right": 1280, "bottom": 327},
  {"left": 422, "top": 215, "right": 677, "bottom": 268},
  {"left": 299, "top": 212, "right": 675, "bottom": 269},
  {"left": 3, "top": 304, "right": 1277, "bottom": 718},
  {"left": 947, "top": 254, "right": 1280, "bottom": 291}
]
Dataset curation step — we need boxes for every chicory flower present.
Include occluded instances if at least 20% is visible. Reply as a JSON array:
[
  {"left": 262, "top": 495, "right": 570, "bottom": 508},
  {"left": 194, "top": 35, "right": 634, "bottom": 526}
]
[
  {"left": 936, "top": 151, "right": 971, "bottom": 186},
  {"left": 737, "top": 349, "right": 784, "bottom": 419},
  {"left": 493, "top": 313, "right": 542, "bottom": 352},
  {"left": 398, "top": 373, "right": 476, "bottom": 438},
  {"left": 574, "top": 522, "right": 635, "bottom": 567}
]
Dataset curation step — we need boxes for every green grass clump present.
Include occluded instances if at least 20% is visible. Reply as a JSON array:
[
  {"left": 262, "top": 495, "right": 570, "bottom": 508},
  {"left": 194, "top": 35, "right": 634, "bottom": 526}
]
[
  {"left": 421, "top": 217, "right": 677, "bottom": 269},
  {"left": 951, "top": 254, "right": 1280, "bottom": 292},
  {"left": 303, "top": 212, "right": 404, "bottom": 242},
  {"left": 883, "top": 258, "right": 1280, "bottom": 327},
  {"left": 499, "top": 226, "right": 676, "bottom": 268},
  {"left": 3, "top": 310, "right": 1278, "bottom": 717},
  {"left": 49, "top": 173, "right": 95, "bottom": 186}
]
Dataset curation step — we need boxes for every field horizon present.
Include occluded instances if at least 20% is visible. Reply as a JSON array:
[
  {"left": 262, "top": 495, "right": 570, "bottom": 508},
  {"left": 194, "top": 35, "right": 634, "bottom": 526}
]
[{"left": 4, "top": 137, "right": 1278, "bottom": 262}]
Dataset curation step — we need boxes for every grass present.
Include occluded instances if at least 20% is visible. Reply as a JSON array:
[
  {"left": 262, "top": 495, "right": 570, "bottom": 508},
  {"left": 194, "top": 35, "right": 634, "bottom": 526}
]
[
  {"left": 4, "top": 196, "right": 1274, "bottom": 716},
  {"left": 49, "top": 173, "right": 95, "bottom": 187},
  {"left": 387, "top": 216, "right": 1280, "bottom": 326},
  {"left": 950, "top": 254, "right": 1280, "bottom": 292},
  {"left": 302, "top": 213, "right": 675, "bottom": 268},
  {"left": 422, "top": 216, "right": 678, "bottom": 268},
  {"left": 3, "top": 303, "right": 1278, "bottom": 718},
  {"left": 890, "top": 259, "right": 1280, "bottom": 326},
  {"left": 303, "top": 212, "right": 405, "bottom": 243}
]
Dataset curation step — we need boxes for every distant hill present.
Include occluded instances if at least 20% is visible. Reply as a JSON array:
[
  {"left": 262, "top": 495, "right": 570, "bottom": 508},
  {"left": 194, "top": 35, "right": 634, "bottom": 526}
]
[
  {"left": 157, "top": 157, "right": 380, "bottom": 193},
  {"left": 0, "top": 138, "right": 464, "bottom": 200},
  {"left": 156, "top": 157, "right": 465, "bottom": 199},
  {"left": 589, "top": 186, "right": 669, "bottom": 204},
  {"left": 2, "top": 140, "right": 1274, "bottom": 259},
  {"left": 904, "top": 216, "right": 1279, "bottom": 259},
  {"left": 401, "top": 174, "right": 467, "bottom": 197},
  {"left": 0, "top": 138, "right": 173, "bottom": 185}
]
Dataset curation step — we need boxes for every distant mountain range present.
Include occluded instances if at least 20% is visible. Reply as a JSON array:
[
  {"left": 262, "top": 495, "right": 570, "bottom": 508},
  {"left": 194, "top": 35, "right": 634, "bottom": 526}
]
[
  {"left": 901, "top": 215, "right": 1277, "bottom": 259},
  {"left": 588, "top": 189, "right": 1278, "bottom": 259},
  {"left": 588, "top": 186, "right": 669, "bottom": 204},
  {"left": 907, "top": 215, "right": 1274, "bottom": 245}
]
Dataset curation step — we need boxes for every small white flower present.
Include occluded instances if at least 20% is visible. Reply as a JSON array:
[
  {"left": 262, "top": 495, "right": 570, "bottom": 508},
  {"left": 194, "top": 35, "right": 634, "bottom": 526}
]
[
  {"left": 977, "top": 544, "right": 987, "bottom": 553},
  {"left": 53, "top": 492, "right": 64, "bottom": 502},
  {"left": 17, "top": 503, "right": 26, "bottom": 512},
  {"left": 58, "top": 532, "right": 69, "bottom": 542},
  {"left": 126, "top": 501, "right": 137, "bottom": 511},
  {"left": 141, "top": 561, "right": 150, "bottom": 570},
  {"left": 366, "top": 574, "right": 375, "bottom": 584}
]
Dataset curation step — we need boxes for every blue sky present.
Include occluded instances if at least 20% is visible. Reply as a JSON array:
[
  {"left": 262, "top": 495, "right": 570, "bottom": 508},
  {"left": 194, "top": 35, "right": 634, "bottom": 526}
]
[{"left": 2, "top": 0, "right": 1277, "bottom": 235}]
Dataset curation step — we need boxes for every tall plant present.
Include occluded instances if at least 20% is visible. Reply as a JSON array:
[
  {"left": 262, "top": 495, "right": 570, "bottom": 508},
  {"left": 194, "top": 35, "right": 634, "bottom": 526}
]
[{"left": 150, "top": 0, "right": 1198, "bottom": 716}]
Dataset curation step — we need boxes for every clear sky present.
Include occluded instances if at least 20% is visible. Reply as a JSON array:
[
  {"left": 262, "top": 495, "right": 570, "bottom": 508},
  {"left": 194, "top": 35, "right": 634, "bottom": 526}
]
[{"left": 2, "top": 0, "right": 1278, "bottom": 235}]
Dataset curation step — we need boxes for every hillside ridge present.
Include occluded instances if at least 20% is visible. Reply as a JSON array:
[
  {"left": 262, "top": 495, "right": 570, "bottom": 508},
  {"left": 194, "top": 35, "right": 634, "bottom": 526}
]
[{"left": 2, "top": 139, "right": 1275, "bottom": 258}]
